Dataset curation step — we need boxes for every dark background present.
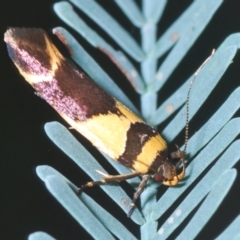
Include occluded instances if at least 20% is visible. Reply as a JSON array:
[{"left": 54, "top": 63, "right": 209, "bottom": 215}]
[{"left": 1, "top": 0, "right": 240, "bottom": 239}]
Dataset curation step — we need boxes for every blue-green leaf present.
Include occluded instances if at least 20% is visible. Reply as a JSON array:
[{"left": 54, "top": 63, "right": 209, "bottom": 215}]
[
  {"left": 142, "top": 0, "right": 167, "bottom": 24},
  {"left": 176, "top": 169, "right": 237, "bottom": 239},
  {"left": 163, "top": 46, "right": 236, "bottom": 141},
  {"left": 114, "top": 0, "right": 144, "bottom": 27},
  {"left": 187, "top": 88, "right": 240, "bottom": 157},
  {"left": 215, "top": 215, "right": 240, "bottom": 240},
  {"left": 153, "top": 0, "right": 223, "bottom": 90},
  {"left": 44, "top": 175, "right": 115, "bottom": 240},
  {"left": 36, "top": 166, "right": 138, "bottom": 240},
  {"left": 152, "top": 140, "right": 240, "bottom": 239},
  {"left": 140, "top": 220, "right": 158, "bottom": 240},
  {"left": 152, "top": 118, "right": 240, "bottom": 220},
  {"left": 28, "top": 232, "right": 56, "bottom": 240},
  {"left": 69, "top": 0, "right": 144, "bottom": 61},
  {"left": 31, "top": 1, "right": 239, "bottom": 238},
  {"left": 44, "top": 121, "right": 144, "bottom": 224},
  {"left": 152, "top": 33, "right": 240, "bottom": 125}
]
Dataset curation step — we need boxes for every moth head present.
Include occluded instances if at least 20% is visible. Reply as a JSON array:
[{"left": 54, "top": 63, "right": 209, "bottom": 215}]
[{"left": 154, "top": 160, "right": 185, "bottom": 186}]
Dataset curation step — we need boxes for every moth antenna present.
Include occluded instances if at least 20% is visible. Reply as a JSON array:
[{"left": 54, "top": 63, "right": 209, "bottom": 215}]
[{"left": 182, "top": 49, "right": 215, "bottom": 159}]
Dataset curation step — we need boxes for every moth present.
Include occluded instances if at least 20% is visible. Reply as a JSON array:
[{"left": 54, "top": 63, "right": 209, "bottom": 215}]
[{"left": 5, "top": 28, "right": 212, "bottom": 216}]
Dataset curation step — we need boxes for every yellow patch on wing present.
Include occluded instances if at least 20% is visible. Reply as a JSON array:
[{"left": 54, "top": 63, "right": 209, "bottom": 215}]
[
  {"left": 133, "top": 135, "right": 167, "bottom": 173},
  {"left": 59, "top": 101, "right": 144, "bottom": 160},
  {"left": 116, "top": 102, "right": 144, "bottom": 123},
  {"left": 10, "top": 33, "right": 63, "bottom": 86}
]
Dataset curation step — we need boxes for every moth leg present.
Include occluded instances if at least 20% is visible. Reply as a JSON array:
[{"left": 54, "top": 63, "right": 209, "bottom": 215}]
[
  {"left": 127, "top": 174, "right": 150, "bottom": 217},
  {"left": 78, "top": 171, "right": 141, "bottom": 192}
]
